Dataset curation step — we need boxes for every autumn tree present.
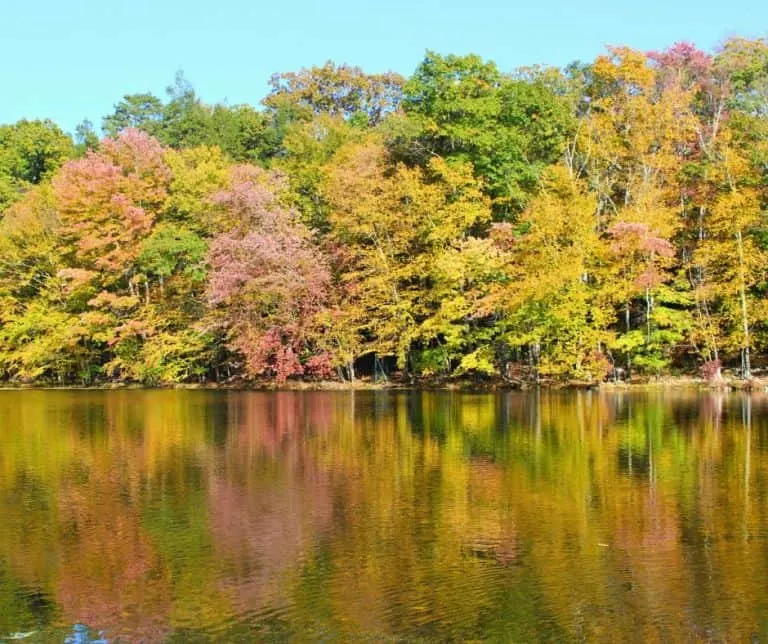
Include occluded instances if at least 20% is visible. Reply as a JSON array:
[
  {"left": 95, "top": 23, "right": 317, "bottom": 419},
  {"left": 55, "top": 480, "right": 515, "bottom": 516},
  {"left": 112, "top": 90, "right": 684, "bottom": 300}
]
[
  {"left": 264, "top": 62, "right": 404, "bottom": 126},
  {"left": 3, "top": 40, "right": 768, "bottom": 385},
  {"left": 482, "top": 166, "right": 612, "bottom": 381},
  {"left": 54, "top": 129, "right": 169, "bottom": 279},
  {"left": 272, "top": 114, "right": 369, "bottom": 231},
  {"left": 604, "top": 221, "right": 685, "bottom": 374},
  {"left": 0, "top": 187, "right": 92, "bottom": 382},
  {"left": 323, "top": 138, "right": 490, "bottom": 377},
  {"left": 694, "top": 143, "right": 767, "bottom": 378},
  {"left": 206, "top": 165, "right": 332, "bottom": 382},
  {"left": 573, "top": 46, "right": 703, "bottom": 374}
]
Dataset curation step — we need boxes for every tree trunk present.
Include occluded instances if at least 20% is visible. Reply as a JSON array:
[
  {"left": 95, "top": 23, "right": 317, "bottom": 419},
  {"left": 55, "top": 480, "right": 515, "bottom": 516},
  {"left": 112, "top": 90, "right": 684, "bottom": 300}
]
[
  {"left": 625, "top": 302, "right": 631, "bottom": 376},
  {"left": 645, "top": 288, "right": 652, "bottom": 343},
  {"left": 375, "top": 353, "right": 388, "bottom": 382},
  {"left": 735, "top": 230, "right": 751, "bottom": 379}
]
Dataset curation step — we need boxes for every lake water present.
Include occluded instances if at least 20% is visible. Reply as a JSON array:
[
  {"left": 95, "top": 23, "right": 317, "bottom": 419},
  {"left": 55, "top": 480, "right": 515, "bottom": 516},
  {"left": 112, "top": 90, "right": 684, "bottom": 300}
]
[{"left": 1, "top": 389, "right": 767, "bottom": 641}]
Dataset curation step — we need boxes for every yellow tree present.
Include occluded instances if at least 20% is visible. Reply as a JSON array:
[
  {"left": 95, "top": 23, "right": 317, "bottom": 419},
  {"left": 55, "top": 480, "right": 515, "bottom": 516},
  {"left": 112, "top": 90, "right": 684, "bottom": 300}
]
[
  {"left": 695, "top": 139, "right": 767, "bottom": 377},
  {"left": 482, "top": 166, "right": 612, "bottom": 382},
  {"left": 322, "top": 138, "right": 490, "bottom": 377},
  {"left": 581, "top": 47, "right": 694, "bottom": 225},
  {"left": 578, "top": 47, "right": 698, "bottom": 374}
]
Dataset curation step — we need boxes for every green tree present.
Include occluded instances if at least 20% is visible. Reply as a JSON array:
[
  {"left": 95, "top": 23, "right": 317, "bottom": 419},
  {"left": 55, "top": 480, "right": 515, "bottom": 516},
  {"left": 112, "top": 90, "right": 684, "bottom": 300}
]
[
  {"left": 398, "top": 52, "right": 574, "bottom": 218},
  {"left": 102, "top": 93, "right": 165, "bottom": 138},
  {"left": 0, "top": 119, "right": 75, "bottom": 210}
]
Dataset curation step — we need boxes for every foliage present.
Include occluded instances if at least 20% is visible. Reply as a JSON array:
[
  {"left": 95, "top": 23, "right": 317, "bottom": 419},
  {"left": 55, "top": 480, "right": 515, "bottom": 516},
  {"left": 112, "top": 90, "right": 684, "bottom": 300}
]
[
  {"left": 323, "top": 138, "right": 490, "bottom": 372},
  {"left": 263, "top": 62, "right": 404, "bottom": 125},
  {"left": 102, "top": 73, "right": 281, "bottom": 163},
  {"left": 398, "top": 52, "right": 574, "bottom": 218},
  {"left": 0, "top": 119, "right": 75, "bottom": 210},
  {"left": 206, "top": 166, "right": 331, "bottom": 382},
  {"left": 1, "top": 39, "right": 768, "bottom": 384}
]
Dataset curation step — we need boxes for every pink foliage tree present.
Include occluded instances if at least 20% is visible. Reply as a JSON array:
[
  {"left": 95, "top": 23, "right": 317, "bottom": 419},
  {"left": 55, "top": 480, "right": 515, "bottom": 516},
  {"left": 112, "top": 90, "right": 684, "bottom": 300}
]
[
  {"left": 206, "top": 166, "right": 331, "bottom": 382},
  {"left": 648, "top": 41, "right": 731, "bottom": 153},
  {"left": 608, "top": 222, "right": 675, "bottom": 292},
  {"left": 648, "top": 41, "right": 713, "bottom": 91}
]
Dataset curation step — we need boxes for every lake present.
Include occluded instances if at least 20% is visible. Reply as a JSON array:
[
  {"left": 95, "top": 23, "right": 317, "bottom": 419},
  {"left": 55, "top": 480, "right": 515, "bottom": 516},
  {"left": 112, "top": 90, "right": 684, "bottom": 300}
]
[{"left": 1, "top": 389, "right": 767, "bottom": 641}]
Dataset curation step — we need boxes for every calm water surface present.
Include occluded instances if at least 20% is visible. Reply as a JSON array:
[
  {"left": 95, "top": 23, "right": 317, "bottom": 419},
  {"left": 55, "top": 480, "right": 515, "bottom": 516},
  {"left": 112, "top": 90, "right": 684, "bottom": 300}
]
[{"left": 1, "top": 390, "right": 768, "bottom": 641}]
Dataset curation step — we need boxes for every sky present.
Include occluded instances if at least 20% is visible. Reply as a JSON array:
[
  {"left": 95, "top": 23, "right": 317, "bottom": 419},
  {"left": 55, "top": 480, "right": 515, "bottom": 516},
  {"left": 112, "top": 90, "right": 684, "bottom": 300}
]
[{"left": 1, "top": 0, "right": 767, "bottom": 135}]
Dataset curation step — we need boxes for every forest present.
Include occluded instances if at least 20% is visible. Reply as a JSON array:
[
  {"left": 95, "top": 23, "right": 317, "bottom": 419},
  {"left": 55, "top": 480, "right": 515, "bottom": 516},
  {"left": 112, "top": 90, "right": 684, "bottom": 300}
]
[{"left": 0, "top": 38, "right": 767, "bottom": 386}]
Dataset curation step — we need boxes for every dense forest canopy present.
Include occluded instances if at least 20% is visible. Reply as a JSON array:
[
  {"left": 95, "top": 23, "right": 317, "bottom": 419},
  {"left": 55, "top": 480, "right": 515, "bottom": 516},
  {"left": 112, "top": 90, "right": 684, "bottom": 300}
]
[{"left": 1, "top": 39, "right": 767, "bottom": 385}]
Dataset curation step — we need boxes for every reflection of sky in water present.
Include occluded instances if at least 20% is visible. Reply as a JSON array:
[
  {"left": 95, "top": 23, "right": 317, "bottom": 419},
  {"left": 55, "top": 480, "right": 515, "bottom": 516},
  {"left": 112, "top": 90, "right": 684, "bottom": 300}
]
[
  {"left": 64, "top": 624, "right": 108, "bottom": 643},
  {"left": 0, "top": 389, "right": 766, "bottom": 641}
]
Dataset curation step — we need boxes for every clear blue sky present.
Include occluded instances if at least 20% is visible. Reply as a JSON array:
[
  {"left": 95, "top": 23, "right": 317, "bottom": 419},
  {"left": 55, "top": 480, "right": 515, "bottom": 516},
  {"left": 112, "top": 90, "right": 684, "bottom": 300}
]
[{"left": 2, "top": 0, "right": 766, "bottom": 135}]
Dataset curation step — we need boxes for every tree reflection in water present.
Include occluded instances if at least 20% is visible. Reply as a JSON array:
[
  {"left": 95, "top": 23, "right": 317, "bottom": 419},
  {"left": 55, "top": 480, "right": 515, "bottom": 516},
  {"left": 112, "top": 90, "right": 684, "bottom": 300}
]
[{"left": 0, "top": 389, "right": 767, "bottom": 641}]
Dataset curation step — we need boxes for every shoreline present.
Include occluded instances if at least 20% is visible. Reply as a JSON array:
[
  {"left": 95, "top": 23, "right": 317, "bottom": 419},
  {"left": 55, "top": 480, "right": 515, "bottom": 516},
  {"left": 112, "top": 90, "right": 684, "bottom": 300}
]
[{"left": 0, "top": 375, "right": 765, "bottom": 393}]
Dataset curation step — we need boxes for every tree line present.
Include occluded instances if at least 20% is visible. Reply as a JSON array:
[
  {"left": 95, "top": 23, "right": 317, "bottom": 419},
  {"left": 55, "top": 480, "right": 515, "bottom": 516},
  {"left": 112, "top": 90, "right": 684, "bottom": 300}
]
[{"left": 1, "top": 39, "right": 767, "bottom": 385}]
